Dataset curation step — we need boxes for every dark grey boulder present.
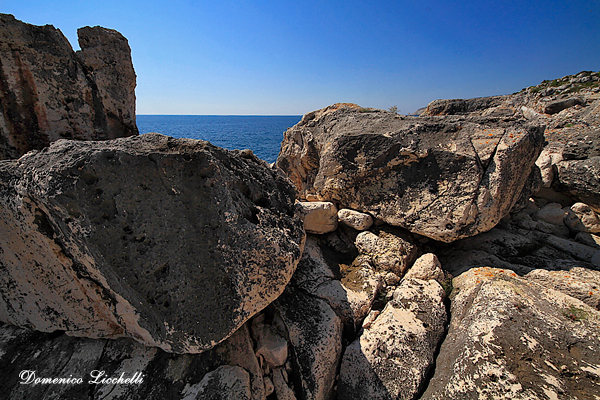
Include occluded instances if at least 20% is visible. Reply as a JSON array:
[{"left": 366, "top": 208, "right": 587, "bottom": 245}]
[
  {"left": 544, "top": 96, "right": 585, "bottom": 115},
  {"left": 0, "top": 133, "right": 305, "bottom": 353},
  {"left": 554, "top": 157, "right": 600, "bottom": 212}
]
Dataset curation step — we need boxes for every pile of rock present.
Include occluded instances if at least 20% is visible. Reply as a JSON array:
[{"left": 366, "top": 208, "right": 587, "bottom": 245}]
[{"left": 1, "top": 15, "right": 600, "bottom": 400}]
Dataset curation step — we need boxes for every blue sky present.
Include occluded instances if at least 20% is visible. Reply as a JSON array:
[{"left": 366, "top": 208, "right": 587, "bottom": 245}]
[{"left": 3, "top": 0, "right": 600, "bottom": 115}]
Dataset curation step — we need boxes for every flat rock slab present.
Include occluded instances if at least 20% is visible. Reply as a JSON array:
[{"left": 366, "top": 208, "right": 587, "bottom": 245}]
[
  {"left": 0, "top": 134, "right": 305, "bottom": 353},
  {"left": 421, "top": 267, "right": 600, "bottom": 400},
  {"left": 276, "top": 104, "right": 544, "bottom": 242}
]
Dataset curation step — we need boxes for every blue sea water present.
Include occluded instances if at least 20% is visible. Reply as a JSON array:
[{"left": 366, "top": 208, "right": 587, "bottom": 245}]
[{"left": 136, "top": 115, "right": 302, "bottom": 164}]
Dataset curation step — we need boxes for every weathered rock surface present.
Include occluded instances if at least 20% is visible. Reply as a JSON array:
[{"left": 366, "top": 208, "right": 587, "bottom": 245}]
[
  {"left": 290, "top": 235, "right": 382, "bottom": 332},
  {"left": 276, "top": 103, "right": 544, "bottom": 242},
  {"left": 338, "top": 277, "right": 448, "bottom": 400},
  {"left": 554, "top": 157, "right": 600, "bottom": 212},
  {"left": 0, "top": 321, "right": 266, "bottom": 400},
  {"left": 275, "top": 286, "right": 342, "bottom": 400},
  {"left": 337, "top": 208, "right": 374, "bottom": 230},
  {"left": 355, "top": 227, "right": 419, "bottom": 276},
  {"left": 421, "top": 96, "right": 506, "bottom": 116},
  {"left": 437, "top": 223, "right": 600, "bottom": 276},
  {"left": 422, "top": 267, "right": 600, "bottom": 400},
  {"left": 0, "top": 14, "right": 138, "bottom": 160},
  {"left": 296, "top": 201, "right": 338, "bottom": 234},
  {"left": 565, "top": 202, "right": 600, "bottom": 233},
  {"left": 404, "top": 253, "right": 445, "bottom": 282},
  {"left": 181, "top": 366, "right": 252, "bottom": 400},
  {"left": 0, "top": 133, "right": 305, "bottom": 353}
]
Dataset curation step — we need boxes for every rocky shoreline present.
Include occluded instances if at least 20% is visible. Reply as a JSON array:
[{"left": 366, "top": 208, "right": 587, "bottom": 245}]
[{"left": 1, "top": 15, "right": 599, "bottom": 400}]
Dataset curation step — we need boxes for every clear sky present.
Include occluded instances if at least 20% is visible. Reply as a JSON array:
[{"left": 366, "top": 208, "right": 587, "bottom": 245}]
[{"left": 3, "top": 0, "right": 600, "bottom": 115}]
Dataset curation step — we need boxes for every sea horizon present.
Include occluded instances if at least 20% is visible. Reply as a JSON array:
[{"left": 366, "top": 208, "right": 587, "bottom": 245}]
[{"left": 136, "top": 114, "right": 302, "bottom": 164}]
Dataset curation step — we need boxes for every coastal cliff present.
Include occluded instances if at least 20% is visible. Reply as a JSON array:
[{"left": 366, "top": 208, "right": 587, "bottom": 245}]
[{"left": 1, "top": 15, "right": 599, "bottom": 400}]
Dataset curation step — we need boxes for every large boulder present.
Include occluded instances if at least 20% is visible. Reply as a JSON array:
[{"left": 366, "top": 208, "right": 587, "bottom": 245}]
[
  {"left": 0, "top": 14, "right": 138, "bottom": 160},
  {"left": 554, "top": 157, "right": 600, "bottom": 212},
  {"left": 422, "top": 267, "right": 600, "bottom": 400},
  {"left": 0, "top": 133, "right": 305, "bottom": 353},
  {"left": 276, "top": 104, "right": 544, "bottom": 242}
]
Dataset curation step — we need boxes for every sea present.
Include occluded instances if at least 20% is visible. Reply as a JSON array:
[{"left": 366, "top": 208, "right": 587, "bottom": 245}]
[{"left": 136, "top": 115, "right": 302, "bottom": 164}]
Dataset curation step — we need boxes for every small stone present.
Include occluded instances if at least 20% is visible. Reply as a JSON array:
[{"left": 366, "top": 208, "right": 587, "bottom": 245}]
[
  {"left": 355, "top": 229, "right": 419, "bottom": 275},
  {"left": 338, "top": 209, "right": 374, "bottom": 230},
  {"left": 272, "top": 367, "right": 297, "bottom": 400},
  {"left": 384, "top": 272, "right": 401, "bottom": 286},
  {"left": 534, "top": 202, "right": 568, "bottom": 226},
  {"left": 296, "top": 201, "right": 338, "bottom": 234},
  {"left": 404, "top": 253, "right": 445, "bottom": 282},
  {"left": 264, "top": 376, "right": 275, "bottom": 396},
  {"left": 565, "top": 202, "right": 600, "bottom": 233},
  {"left": 252, "top": 323, "right": 288, "bottom": 368}
]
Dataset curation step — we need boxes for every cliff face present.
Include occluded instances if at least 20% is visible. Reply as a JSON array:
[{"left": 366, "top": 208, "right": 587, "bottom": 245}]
[{"left": 0, "top": 14, "right": 138, "bottom": 160}]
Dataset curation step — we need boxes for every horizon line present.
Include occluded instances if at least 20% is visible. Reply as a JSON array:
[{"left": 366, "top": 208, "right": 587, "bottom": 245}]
[{"left": 137, "top": 114, "right": 304, "bottom": 117}]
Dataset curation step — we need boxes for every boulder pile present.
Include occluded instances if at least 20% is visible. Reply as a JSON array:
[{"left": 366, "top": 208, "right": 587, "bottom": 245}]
[{"left": 1, "top": 15, "right": 600, "bottom": 400}]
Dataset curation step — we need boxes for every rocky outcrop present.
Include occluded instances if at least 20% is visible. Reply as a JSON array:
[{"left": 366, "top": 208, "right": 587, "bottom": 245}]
[
  {"left": 2, "top": 22, "right": 599, "bottom": 399},
  {"left": 276, "top": 104, "right": 544, "bottom": 242},
  {"left": 0, "top": 133, "right": 304, "bottom": 353},
  {"left": 422, "top": 96, "right": 506, "bottom": 116},
  {"left": 0, "top": 14, "right": 138, "bottom": 160},
  {"left": 422, "top": 267, "right": 600, "bottom": 400}
]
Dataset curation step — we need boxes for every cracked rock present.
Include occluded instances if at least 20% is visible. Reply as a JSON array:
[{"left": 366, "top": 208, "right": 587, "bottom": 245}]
[
  {"left": 338, "top": 277, "right": 447, "bottom": 400},
  {"left": 421, "top": 267, "right": 600, "bottom": 400},
  {"left": 276, "top": 104, "right": 544, "bottom": 242}
]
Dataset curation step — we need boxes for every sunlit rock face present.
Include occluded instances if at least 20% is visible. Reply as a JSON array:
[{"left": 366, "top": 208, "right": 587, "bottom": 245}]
[
  {"left": 276, "top": 103, "right": 544, "bottom": 242},
  {"left": 0, "top": 14, "right": 138, "bottom": 160}
]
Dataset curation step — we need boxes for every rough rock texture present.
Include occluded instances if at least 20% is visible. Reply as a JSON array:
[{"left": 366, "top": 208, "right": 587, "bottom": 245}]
[
  {"left": 0, "top": 14, "right": 138, "bottom": 160},
  {"left": 0, "top": 133, "right": 305, "bottom": 353},
  {"left": 419, "top": 71, "right": 600, "bottom": 207},
  {"left": 422, "top": 267, "right": 600, "bottom": 400},
  {"left": 337, "top": 208, "right": 374, "bottom": 230},
  {"left": 290, "top": 235, "right": 382, "bottom": 332},
  {"left": 355, "top": 227, "right": 419, "bottom": 276},
  {"left": 181, "top": 366, "right": 252, "bottom": 400},
  {"left": 296, "top": 201, "right": 338, "bottom": 234},
  {"left": 437, "top": 223, "right": 600, "bottom": 277},
  {"left": 0, "top": 321, "right": 266, "bottom": 400},
  {"left": 565, "top": 202, "right": 600, "bottom": 233},
  {"left": 404, "top": 253, "right": 445, "bottom": 282},
  {"left": 554, "top": 157, "right": 600, "bottom": 212},
  {"left": 275, "top": 286, "right": 342, "bottom": 400},
  {"left": 338, "top": 277, "right": 448, "bottom": 400},
  {"left": 422, "top": 96, "right": 506, "bottom": 116},
  {"left": 276, "top": 103, "right": 544, "bottom": 242}
]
